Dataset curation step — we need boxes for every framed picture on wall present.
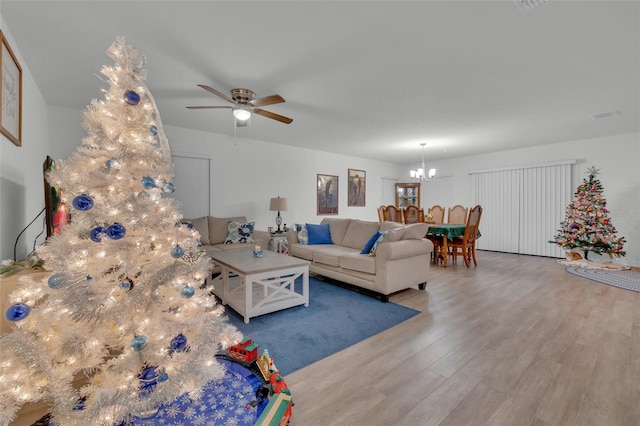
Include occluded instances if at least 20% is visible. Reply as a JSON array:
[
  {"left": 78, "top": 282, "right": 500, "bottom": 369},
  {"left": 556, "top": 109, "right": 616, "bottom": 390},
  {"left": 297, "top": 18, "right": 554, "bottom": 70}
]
[
  {"left": 317, "top": 174, "right": 338, "bottom": 215},
  {"left": 348, "top": 168, "right": 365, "bottom": 206},
  {"left": 0, "top": 30, "right": 22, "bottom": 147}
]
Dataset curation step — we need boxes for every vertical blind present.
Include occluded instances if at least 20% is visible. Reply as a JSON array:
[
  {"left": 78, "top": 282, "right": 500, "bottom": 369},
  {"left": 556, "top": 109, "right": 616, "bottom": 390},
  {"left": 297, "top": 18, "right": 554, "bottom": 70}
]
[{"left": 470, "top": 161, "right": 575, "bottom": 258}]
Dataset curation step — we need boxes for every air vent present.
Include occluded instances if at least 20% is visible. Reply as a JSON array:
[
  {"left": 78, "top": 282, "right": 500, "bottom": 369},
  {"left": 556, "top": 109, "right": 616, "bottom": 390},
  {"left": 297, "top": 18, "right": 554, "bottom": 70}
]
[
  {"left": 513, "top": 0, "right": 548, "bottom": 12},
  {"left": 593, "top": 110, "right": 621, "bottom": 120}
]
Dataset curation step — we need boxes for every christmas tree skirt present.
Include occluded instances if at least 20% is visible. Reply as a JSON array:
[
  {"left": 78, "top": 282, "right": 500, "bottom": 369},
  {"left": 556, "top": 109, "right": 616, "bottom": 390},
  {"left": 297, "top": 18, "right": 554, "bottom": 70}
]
[
  {"left": 565, "top": 267, "right": 640, "bottom": 293},
  {"left": 557, "top": 258, "right": 630, "bottom": 270}
]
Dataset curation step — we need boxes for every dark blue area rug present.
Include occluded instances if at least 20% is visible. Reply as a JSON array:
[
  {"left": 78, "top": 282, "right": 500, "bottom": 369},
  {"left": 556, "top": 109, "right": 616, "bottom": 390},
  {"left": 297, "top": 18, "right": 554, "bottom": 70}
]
[
  {"left": 565, "top": 267, "right": 640, "bottom": 293},
  {"left": 222, "top": 277, "right": 420, "bottom": 375}
]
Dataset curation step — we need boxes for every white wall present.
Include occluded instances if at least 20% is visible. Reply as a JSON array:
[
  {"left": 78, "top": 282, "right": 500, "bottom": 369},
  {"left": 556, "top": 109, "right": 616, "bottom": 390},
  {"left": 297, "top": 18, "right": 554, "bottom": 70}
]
[
  {"left": 0, "top": 21, "right": 51, "bottom": 261},
  {"left": 427, "top": 133, "right": 640, "bottom": 266},
  {"left": 161, "top": 125, "right": 405, "bottom": 230}
]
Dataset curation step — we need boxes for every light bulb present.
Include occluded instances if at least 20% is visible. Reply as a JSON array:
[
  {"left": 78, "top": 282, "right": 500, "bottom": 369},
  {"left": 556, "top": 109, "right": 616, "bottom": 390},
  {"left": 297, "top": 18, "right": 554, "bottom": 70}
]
[{"left": 232, "top": 105, "right": 252, "bottom": 121}]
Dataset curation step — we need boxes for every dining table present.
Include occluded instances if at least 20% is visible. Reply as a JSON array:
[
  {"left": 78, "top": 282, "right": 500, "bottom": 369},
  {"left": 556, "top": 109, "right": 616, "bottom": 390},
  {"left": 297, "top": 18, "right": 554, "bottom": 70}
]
[{"left": 426, "top": 223, "right": 479, "bottom": 267}]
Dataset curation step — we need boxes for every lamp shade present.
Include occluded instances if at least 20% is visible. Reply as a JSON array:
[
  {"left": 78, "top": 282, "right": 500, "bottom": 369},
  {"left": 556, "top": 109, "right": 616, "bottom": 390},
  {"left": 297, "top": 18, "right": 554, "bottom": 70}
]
[
  {"left": 232, "top": 105, "right": 251, "bottom": 121},
  {"left": 269, "top": 197, "right": 288, "bottom": 211}
]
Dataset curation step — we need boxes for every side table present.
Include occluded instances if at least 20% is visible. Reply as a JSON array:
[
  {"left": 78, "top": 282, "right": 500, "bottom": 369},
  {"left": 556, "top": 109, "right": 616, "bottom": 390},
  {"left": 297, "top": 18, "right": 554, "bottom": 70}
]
[{"left": 269, "top": 233, "right": 288, "bottom": 254}]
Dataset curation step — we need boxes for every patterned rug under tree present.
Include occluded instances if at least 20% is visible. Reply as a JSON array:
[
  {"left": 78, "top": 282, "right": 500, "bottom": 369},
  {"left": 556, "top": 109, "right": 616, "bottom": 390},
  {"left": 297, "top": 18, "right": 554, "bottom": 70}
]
[{"left": 565, "top": 267, "right": 640, "bottom": 293}]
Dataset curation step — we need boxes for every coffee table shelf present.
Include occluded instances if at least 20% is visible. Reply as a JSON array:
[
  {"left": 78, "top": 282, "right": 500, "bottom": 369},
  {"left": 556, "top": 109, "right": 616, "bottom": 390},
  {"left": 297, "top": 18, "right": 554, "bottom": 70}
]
[{"left": 208, "top": 249, "right": 310, "bottom": 323}]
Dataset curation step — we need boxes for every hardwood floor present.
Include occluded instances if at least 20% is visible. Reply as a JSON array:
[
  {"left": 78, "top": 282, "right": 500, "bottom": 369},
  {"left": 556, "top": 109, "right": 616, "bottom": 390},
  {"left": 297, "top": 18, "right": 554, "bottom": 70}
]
[{"left": 286, "top": 251, "right": 640, "bottom": 426}]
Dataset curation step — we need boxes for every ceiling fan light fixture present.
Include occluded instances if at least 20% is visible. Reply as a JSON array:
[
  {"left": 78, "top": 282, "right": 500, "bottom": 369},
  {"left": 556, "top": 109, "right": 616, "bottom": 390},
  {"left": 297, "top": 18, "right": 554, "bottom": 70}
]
[{"left": 232, "top": 105, "right": 252, "bottom": 121}]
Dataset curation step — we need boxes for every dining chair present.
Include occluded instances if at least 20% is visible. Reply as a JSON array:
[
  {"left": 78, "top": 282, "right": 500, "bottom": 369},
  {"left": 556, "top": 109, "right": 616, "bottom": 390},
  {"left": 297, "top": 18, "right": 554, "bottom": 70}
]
[
  {"left": 427, "top": 233, "right": 444, "bottom": 264},
  {"left": 383, "top": 205, "right": 403, "bottom": 223},
  {"left": 427, "top": 205, "right": 445, "bottom": 224},
  {"left": 448, "top": 204, "right": 482, "bottom": 267},
  {"left": 402, "top": 205, "right": 422, "bottom": 224},
  {"left": 377, "top": 205, "right": 386, "bottom": 222},
  {"left": 447, "top": 205, "right": 468, "bottom": 224}
]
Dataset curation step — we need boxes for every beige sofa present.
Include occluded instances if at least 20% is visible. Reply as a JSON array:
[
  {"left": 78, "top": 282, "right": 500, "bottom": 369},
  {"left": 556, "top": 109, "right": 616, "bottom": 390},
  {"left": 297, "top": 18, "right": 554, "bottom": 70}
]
[
  {"left": 184, "top": 216, "right": 270, "bottom": 273},
  {"left": 286, "top": 218, "right": 433, "bottom": 302}
]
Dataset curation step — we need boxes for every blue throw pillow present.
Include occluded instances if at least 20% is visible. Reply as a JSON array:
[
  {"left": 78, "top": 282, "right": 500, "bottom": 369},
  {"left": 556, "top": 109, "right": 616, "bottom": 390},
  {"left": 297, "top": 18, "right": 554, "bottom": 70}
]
[
  {"left": 369, "top": 230, "right": 389, "bottom": 256},
  {"left": 306, "top": 223, "right": 333, "bottom": 245},
  {"left": 361, "top": 231, "right": 382, "bottom": 254}
]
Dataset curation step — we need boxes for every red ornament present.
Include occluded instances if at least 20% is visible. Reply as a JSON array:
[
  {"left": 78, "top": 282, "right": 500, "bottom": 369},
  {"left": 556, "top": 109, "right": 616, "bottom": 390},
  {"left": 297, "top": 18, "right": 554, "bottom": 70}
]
[{"left": 53, "top": 202, "right": 70, "bottom": 233}]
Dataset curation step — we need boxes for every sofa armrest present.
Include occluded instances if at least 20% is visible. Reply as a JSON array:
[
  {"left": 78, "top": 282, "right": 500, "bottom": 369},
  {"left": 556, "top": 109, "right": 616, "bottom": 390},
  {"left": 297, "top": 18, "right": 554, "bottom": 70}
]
[
  {"left": 285, "top": 230, "right": 299, "bottom": 246},
  {"left": 253, "top": 229, "right": 271, "bottom": 245},
  {"left": 375, "top": 239, "right": 433, "bottom": 261}
]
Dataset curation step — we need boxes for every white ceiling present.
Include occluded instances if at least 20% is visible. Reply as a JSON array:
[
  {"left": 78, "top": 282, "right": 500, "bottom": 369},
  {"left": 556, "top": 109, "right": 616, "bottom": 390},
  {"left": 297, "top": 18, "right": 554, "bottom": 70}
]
[{"left": 2, "top": 1, "right": 638, "bottom": 165}]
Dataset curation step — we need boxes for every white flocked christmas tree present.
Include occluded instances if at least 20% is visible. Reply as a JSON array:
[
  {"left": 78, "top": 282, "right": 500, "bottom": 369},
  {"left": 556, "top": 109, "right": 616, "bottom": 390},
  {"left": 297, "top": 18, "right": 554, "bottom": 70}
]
[{"left": 0, "top": 37, "right": 241, "bottom": 426}]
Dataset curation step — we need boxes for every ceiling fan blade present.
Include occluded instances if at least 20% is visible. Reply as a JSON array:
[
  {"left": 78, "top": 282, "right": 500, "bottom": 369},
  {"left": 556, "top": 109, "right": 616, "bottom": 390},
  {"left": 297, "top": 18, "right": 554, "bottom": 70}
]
[
  {"left": 186, "top": 105, "right": 233, "bottom": 110},
  {"left": 197, "top": 84, "right": 235, "bottom": 104},
  {"left": 253, "top": 108, "right": 293, "bottom": 124},
  {"left": 251, "top": 94, "right": 285, "bottom": 108}
]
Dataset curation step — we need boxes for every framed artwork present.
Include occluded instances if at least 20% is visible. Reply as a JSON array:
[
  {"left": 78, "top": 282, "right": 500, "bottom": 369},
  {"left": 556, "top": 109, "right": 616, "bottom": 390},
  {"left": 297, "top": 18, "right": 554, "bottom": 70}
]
[
  {"left": 317, "top": 174, "right": 338, "bottom": 215},
  {"left": 348, "top": 168, "right": 366, "bottom": 206},
  {"left": 0, "top": 30, "right": 22, "bottom": 146}
]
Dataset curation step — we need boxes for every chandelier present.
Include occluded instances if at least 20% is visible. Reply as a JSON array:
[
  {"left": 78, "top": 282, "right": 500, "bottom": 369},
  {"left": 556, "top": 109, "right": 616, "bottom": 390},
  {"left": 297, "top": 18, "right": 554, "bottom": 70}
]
[{"left": 410, "top": 143, "right": 436, "bottom": 182}]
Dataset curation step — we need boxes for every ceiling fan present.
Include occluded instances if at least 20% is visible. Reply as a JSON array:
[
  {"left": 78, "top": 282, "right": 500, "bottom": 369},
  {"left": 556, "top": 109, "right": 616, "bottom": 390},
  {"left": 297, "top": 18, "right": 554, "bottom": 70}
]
[{"left": 186, "top": 84, "right": 293, "bottom": 127}]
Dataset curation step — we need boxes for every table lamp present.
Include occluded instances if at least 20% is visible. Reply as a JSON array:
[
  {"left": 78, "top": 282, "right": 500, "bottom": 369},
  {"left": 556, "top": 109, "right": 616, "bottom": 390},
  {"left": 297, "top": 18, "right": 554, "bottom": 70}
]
[{"left": 269, "top": 196, "right": 288, "bottom": 234}]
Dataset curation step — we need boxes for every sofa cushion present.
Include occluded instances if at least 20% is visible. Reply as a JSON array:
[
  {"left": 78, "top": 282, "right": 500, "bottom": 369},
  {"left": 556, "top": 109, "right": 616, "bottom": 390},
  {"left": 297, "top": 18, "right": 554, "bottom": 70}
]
[
  {"left": 313, "top": 246, "right": 357, "bottom": 267},
  {"left": 224, "top": 221, "right": 255, "bottom": 244},
  {"left": 341, "top": 220, "right": 381, "bottom": 250},
  {"left": 295, "top": 223, "right": 309, "bottom": 245},
  {"left": 402, "top": 223, "right": 428, "bottom": 240},
  {"left": 339, "top": 253, "right": 376, "bottom": 274},
  {"left": 289, "top": 243, "right": 317, "bottom": 261},
  {"left": 383, "top": 226, "right": 405, "bottom": 242},
  {"left": 186, "top": 217, "right": 210, "bottom": 245},
  {"left": 379, "top": 221, "right": 403, "bottom": 232},
  {"left": 209, "top": 216, "right": 246, "bottom": 244},
  {"left": 306, "top": 223, "right": 333, "bottom": 245},
  {"left": 320, "top": 218, "right": 351, "bottom": 246}
]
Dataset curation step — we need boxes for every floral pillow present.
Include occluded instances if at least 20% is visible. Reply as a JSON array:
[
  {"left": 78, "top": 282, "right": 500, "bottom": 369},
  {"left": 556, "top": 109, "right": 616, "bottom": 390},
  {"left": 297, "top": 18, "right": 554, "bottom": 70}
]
[
  {"left": 369, "top": 230, "right": 389, "bottom": 256},
  {"left": 224, "top": 221, "right": 255, "bottom": 244},
  {"left": 295, "top": 223, "right": 309, "bottom": 245}
]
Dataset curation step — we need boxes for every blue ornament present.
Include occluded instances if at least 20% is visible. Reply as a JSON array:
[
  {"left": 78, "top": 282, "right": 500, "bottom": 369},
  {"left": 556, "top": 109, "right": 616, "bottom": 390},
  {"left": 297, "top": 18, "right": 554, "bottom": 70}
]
[
  {"left": 6, "top": 303, "right": 30, "bottom": 321},
  {"left": 48, "top": 273, "right": 63, "bottom": 289},
  {"left": 139, "top": 366, "right": 158, "bottom": 384},
  {"left": 149, "top": 125, "right": 158, "bottom": 136},
  {"left": 106, "top": 158, "right": 119, "bottom": 170},
  {"left": 121, "top": 278, "right": 133, "bottom": 291},
  {"left": 170, "top": 245, "right": 184, "bottom": 258},
  {"left": 158, "top": 371, "right": 169, "bottom": 382},
  {"left": 138, "top": 366, "right": 158, "bottom": 395},
  {"left": 170, "top": 333, "right": 188, "bottom": 352},
  {"left": 181, "top": 286, "right": 195, "bottom": 299},
  {"left": 141, "top": 176, "right": 156, "bottom": 190},
  {"left": 72, "top": 194, "right": 94, "bottom": 211},
  {"left": 162, "top": 182, "right": 175, "bottom": 193},
  {"left": 90, "top": 226, "right": 106, "bottom": 242},
  {"left": 72, "top": 398, "right": 87, "bottom": 411},
  {"left": 124, "top": 90, "right": 141, "bottom": 105},
  {"left": 106, "top": 223, "right": 126, "bottom": 240},
  {"left": 130, "top": 335, "right": 148, "bottom": 351}
]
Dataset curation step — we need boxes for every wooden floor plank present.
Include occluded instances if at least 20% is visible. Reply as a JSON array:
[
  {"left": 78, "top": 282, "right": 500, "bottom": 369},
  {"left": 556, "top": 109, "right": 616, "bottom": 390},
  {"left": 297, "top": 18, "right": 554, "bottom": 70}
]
[{"left": 285, "top": 251, "right": 640, "bottom": 425}]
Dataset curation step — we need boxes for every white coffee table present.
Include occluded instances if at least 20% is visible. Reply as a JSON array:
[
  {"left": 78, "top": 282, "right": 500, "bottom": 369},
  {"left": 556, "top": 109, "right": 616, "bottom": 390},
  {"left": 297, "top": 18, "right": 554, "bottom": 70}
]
[{"left": 208, "top": 249, "right": 310, "bottom": 323}]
